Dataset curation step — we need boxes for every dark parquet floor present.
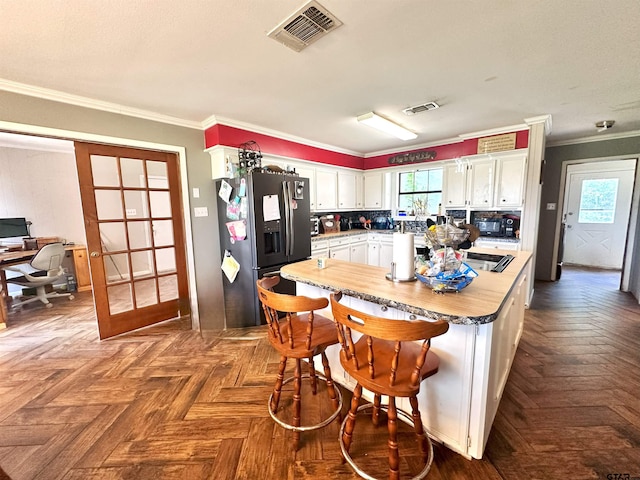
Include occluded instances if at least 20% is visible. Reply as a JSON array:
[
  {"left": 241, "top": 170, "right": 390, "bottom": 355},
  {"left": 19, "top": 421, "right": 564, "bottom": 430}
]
[{"left": 0, "top": 266, "right": 638, "bottom": 479}]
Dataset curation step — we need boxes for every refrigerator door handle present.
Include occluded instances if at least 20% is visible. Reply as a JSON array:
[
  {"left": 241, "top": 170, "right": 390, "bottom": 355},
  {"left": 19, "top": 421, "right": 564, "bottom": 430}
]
[
  {"left": 282, "top": 181, "right": 291, "bottom": 257},
  {"left": 287, "top": 180, "right": 294, "bottom": 256}
]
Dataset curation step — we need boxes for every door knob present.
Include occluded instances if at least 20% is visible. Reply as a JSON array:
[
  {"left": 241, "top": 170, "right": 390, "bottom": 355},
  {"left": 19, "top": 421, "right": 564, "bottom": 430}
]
[{"left": 90, "top": 251, "right": 100, "bottom": 258}]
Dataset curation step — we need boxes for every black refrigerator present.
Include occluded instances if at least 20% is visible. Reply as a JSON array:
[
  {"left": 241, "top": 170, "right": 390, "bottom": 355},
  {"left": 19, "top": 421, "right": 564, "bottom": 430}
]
[{"left": 215, "top": 170, "right": 311, "bottom": 328}]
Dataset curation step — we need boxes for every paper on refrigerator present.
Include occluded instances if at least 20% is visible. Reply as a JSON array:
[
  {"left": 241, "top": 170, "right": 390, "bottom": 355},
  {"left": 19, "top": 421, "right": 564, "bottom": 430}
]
[{"left": 263, "top": 195, "right": 280, "bottom": 222}]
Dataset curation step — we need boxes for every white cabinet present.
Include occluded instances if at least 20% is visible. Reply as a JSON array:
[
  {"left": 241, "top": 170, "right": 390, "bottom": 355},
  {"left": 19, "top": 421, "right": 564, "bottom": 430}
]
[
  {"left": 364, "top": 172, "right": 384, "bottom": 209},
  {"left": 315, "top": 169, "right": 337, "bottom": 211},
  {"left": 327, "top": 234, "right": 368, "bottom": 263},
  {"left": 466, "top": 153, "right": 527, "bottom": 209},
  {"left": 495, "top": 154, "right": 526, "bottom": 207},
  {"left": 469, "top": 158, "right": 495, "bottom": 208},
  {"left": 443, "top": 163, "right": 469, "bottom": 207},
  {"left": 444, "top": 152, "right": 527, "bottom": 209},
  {"left": 295, "top": 165, "right": 316, "bottom": 212},
  {"left": 330, "top": 245, "right": 350, "bottom": 261},
  {"left": 366, "top": 233, "right": 394, "bottom": 268},
  {"left": 310, "top": 239, "right": 329, "bottom": 258},
  {"left": 337, "top": 170, "right": 357, "bottom": 210},
  {"left": 473, "top": 238, "right": 520, "bottom": 251},
  {"left": 349, "top": 234, "right": 368, "bottom": 264},
  {"left": 355, "top": 173, "right": 364, "bottom": 209}
]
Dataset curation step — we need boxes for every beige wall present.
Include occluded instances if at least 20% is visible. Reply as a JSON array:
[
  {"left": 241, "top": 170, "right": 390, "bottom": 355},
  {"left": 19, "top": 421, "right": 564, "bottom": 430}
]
[{"left": 0, "top": 90, "right": 225, "bottom": 330}]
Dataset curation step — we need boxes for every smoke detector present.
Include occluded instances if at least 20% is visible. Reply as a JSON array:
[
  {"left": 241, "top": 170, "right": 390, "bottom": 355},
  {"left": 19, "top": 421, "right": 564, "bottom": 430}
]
[
  {"left": 596, "top": 120, "right": 615, "bottom": 132},
  {"left": 403, "top": 101, "right": 440, "bottom": 116},
  {"left": 267, "top": 1, "right": 343, "bottom": 52}
]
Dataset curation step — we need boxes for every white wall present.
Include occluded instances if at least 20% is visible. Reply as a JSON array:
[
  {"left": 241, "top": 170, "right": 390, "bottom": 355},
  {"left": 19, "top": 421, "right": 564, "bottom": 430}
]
[{"left": 0, "top": 146, "right": 86, "bottom": 245}]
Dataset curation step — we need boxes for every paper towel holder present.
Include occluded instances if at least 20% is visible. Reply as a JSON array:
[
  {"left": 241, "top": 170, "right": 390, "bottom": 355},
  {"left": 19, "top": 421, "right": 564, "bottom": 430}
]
[{"left": 385, "top": 261, "right": 417, "bottom": 283}]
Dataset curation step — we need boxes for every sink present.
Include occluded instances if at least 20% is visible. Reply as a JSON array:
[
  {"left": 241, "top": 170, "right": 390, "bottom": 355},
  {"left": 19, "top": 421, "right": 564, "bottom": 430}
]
[{"left": 464, "top": 252, "right": 514, "bottom": 273}]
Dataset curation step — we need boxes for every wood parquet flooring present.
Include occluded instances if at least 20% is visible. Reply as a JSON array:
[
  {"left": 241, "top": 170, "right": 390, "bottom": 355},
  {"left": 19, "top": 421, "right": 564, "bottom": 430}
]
[{"left": 0, "top": 266, "right": 638, "bottom": 479}]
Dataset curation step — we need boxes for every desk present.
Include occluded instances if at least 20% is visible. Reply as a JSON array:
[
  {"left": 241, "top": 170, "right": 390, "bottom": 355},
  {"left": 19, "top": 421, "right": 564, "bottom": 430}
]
[{"left": 0, "top": 245, "right": 91, "bottom": 328}]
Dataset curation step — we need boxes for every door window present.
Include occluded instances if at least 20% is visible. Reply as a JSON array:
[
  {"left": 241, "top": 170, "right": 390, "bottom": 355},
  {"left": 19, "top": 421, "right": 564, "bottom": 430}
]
[{"left": 578, "top": 178, "right": 618, "bottom": 223}]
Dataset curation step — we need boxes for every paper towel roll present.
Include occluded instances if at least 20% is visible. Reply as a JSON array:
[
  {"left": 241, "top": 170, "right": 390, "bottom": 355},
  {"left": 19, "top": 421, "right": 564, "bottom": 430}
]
[{"left": 392, "top": 232, "right": 415, "bottom": 280}]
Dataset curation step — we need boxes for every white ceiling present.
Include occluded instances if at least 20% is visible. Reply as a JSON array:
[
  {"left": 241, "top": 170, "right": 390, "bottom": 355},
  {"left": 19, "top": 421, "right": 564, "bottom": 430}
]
[{"left": 1, "top": 0, "right": 640, "bottom": 156}]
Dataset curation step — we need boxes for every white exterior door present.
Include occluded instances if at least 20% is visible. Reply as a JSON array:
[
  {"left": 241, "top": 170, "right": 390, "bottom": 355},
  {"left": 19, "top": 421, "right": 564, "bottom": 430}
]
[{"left": 563, "top": 160, "right": 636, "bottom": 268}]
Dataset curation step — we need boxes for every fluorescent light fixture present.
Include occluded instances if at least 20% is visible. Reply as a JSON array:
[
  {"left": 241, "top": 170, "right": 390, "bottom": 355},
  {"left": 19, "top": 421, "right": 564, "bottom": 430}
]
[{"left": 356, "top": 112, "right": 417, "bottom": 141}]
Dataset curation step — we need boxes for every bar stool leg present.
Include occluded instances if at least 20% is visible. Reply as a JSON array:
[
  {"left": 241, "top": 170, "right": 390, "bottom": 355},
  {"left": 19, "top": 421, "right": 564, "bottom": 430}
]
[
  {"left": 293, "top": 358, "right": 302, "bottom": 449},
  {"left": 387, "top": 396, "right": 400, "bottom": 480},
  {"left": 372, "top": 394, "right": 382, "bottom": 427},
  {"left": 410, "top": 395, "right": 429, "bottom": 462},
  {"left": 308, "top": 355, "right": 318, "bottom": 394},
  {"left": 342, "top": 383, "right": 362, "bottom": 456},
  {"left": 271, "top": 355, "right": 288, "bottom": 413},
  {"left": 320, "top": 351, "right": 341, "bottom": 422}
]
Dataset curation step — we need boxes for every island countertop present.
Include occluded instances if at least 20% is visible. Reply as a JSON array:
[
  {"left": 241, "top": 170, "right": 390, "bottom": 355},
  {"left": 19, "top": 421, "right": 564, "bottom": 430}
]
[{"left": 281, "top": 248, "right": 532, "bottom": 325}]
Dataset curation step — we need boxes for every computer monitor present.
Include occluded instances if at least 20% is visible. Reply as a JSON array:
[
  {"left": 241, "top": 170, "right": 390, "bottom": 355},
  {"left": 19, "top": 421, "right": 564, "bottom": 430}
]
[{"left": 0, "top": 217, "right": 29, "bottom": 239}]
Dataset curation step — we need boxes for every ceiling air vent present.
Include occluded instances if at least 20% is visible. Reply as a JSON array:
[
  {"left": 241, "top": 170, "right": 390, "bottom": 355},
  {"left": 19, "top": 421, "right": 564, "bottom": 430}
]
[
  {"left": 267, "top": 1, "right": 343, "bottom": 52},
  {"left": 402, "top": 102, "right": 440, "bottom": 116}
]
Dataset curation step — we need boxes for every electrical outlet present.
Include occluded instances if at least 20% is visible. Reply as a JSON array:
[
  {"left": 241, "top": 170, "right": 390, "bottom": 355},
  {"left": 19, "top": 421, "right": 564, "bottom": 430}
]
[
  {"left": 546, "top": 203, "right": 556, "bottom": 211},
  {"left": 192, "top": 187, "right": 200, "bottom": 198},
  {"left": 126, "top": 208, "right": 137, "bottom": 216}
]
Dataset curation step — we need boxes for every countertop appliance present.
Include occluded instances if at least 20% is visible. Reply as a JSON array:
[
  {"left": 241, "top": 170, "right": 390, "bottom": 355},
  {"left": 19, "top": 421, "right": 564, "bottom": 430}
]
[
  {"left": 310, "top": 216, "right": 320, "bottom": 236},
  {"left": 215, "top": 170, "right": 311, "bottom": 328},
  {"left": 473, "top": 217, "right": 518, "bottom": 238}
]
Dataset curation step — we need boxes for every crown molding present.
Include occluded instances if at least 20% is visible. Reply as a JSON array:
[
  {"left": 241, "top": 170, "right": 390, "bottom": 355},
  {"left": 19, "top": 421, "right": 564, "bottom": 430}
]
[
  {"left": 524, "top": 114, "right": 552, "bottom": 135},
  {"left": 547, "top": 129, "right": 640, "bottom": 147},
  {"left": 203, "top": 115, "right": 364, "bottom": 157},
  {"left": 458, "top": 122, "right": 529, "bottom": 140},
  {"left": 0, "top": 79, "right": 202, "bottom": 130}
]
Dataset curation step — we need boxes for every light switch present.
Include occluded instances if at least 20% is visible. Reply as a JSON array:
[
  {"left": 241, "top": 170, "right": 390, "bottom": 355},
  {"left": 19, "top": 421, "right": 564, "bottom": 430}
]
[
  {"left": 193, "top": 187, "right": 200, "bottom": 198},
  {"left": 546, "top": 203, "right": 556, "bottom": 210},
  {"left": 194, "top": 207, "right": 208, "bottom": 217}
]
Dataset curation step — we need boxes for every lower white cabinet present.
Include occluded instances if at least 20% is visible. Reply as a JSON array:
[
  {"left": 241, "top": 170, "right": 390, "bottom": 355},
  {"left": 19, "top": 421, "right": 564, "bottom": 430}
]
[
  {"left": 310, "top": 239, "right": 329, "bottom": 258},
  {"left": 473, "top": 238, "right": 520, "bottom": 250},
  {"left": 330, "top": 245, "right": 350, "bottom": 261},
  {"left": 366, "top": 233, "right": 394, "bottom": 268},
  {"left": 350, "top": 241, "right": 367, "bottom": 264}
]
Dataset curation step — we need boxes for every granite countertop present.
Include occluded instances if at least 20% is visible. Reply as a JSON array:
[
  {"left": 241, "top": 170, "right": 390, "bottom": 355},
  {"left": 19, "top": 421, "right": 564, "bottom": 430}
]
[{"left": 281, "top": 247, "right": 532, "bottom": 325}]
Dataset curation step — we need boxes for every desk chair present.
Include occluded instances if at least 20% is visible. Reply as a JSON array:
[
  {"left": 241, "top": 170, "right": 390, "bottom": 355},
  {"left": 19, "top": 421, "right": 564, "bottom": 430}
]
[
  {"left": 2, "top": 242, "right": 74, "bottom": 309},
  {"left": 256, "top": 276, "right": 342, "bottom": 450},
  {"left": 330, "top": 292, "right": 449, "bottom": 480}
]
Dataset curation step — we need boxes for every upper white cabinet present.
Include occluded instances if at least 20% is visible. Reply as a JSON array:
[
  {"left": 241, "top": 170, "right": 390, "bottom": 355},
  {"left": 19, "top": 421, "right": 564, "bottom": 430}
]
[
  {"left": 445, "top": 152, "right": 527, "bottom": 209},
  {"left": 337, "top": 170, "right": 358, "bottom": 210},
  {"left": 495, "top": 154, "right": 527, "bottom": 207},
  {"left": 469, "top": 158, "right": 496, "bottom": 207},
  {"left": 315, "top": 169, "right": 338, "bottom": 211},
  {"left": 364, "top": 171, "right": 384, "bottom": 209},
  {"left": 443, "top": 163, "right": 469, "bottom": 207},
  {"left": 355, "top": 174, "right": 364, "bottom": 209},
  {"left": 294, "top": 165, "right": 316, "bottom": 211}
]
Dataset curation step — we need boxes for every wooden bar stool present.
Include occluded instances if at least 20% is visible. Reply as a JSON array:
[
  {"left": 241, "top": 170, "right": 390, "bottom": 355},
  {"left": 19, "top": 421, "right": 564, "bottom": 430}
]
[
  {"left": 256, "top": 276, "right": 342, "bottom": 449},
  {"left": 330, "top": 292, "right": 449, "bottom": 480}
]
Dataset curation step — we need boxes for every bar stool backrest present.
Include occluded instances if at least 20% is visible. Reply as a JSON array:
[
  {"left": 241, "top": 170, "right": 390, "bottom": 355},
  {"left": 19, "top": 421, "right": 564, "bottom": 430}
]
[
  {"left": 257, "top": 276, "right": 329, "bottom": 351},
  {"left": 330, "top": 292, "right": 449, "bottom": 389}
]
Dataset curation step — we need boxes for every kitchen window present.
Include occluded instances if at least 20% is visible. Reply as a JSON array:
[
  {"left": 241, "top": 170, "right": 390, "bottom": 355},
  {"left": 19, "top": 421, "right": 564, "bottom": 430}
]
[{"left": 398, "top": 168, "right": 443, "bottom": 214}]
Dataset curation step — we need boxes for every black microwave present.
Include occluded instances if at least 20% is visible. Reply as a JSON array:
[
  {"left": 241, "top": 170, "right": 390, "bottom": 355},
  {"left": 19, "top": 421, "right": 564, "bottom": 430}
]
[{"left": 473, "top": 218, "right": 518, "bottom": 237}]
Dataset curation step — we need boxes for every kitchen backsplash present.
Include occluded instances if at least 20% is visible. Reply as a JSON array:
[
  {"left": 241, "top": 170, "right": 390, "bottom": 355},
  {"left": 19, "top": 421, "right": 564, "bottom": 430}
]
[{"left": 314, "top": 210, "right": 393, "bottom": 229}]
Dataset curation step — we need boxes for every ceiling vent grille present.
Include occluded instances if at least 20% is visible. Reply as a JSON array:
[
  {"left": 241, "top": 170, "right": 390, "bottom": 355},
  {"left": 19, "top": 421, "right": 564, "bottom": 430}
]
[
  {"left": 403, "top": 102, "right": 440, "bottom": 116},
  {"left": 267, "top": 1, "right": 343, "bottom": 52}
]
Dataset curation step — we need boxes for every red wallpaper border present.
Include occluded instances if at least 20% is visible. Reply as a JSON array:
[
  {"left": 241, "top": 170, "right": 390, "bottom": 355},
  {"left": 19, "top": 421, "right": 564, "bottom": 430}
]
[{"left": 204, "top": 124, "right": 529, "bottom": 170}]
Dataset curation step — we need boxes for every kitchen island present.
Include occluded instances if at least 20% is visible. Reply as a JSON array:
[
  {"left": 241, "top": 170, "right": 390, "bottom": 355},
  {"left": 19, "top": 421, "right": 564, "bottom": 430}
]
[{"left": 281, "top": 248, "right": 532, "bottom": 459}]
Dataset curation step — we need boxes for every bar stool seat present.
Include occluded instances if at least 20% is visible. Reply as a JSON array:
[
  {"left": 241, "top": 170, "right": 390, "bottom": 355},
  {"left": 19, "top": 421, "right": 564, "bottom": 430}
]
[
  {"left": 330, "top": 292, "right": 449, "bottom": 480},
  {"left": 257, "top": 276, "right": 342, "bottom": 450}
]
